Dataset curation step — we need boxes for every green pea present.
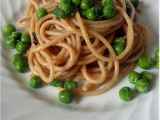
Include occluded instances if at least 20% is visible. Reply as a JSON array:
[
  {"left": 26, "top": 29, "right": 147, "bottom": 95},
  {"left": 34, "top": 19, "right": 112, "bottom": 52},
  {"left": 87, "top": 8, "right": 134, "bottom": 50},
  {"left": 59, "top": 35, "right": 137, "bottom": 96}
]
[
  {"left": 53, "top": 7, "right": 67, "bottom": 18},
  {"left": 59, "top": 0, "right": 73, "bottom": 14},
  {"left": 72, "top": 0, "right": 81, "bottom": 6},
  {"left": 80, "top": 0, "right": 93, "bottom": 10},
  {"left": 112, "top": 37, "right": 125, "bottom": 55},
  {"left": 59, "top": 90, "right": 74, "bottom": 104},
  {"left": 119, "top": 87, "right": 135, "bottom": 101},
  {"left": 21, "top": 32, "right": 31, "bottom": 44},
  {"left": 103, "top": 4, "right": 116, "bottom": 19},
  {"left": 85, "top": 8, "right": 96, "bottom": 20},
  {"left": 141, "top": 71, "right": 154, "bottom": 81},
  {"left": 135, "top": 78, "right": 151, "bottom": 93},
  {"left": 137, "top": 55, "right": 154, "bottom": 69},
  {"left": 128, "top": 71, "right": 141, "bottom": 84},
  {"left": 36, "top": 7, "right": 48, "bottom": 19},
  {"left": 16, "top": 41, "right": 30, "bottom": 54},
  {"left": 113, "top": 43, "right": 125, "bottom": 55},
  {"left": 60, "top": 0, "right": 72, "bottom": 5},
  {"left": 5, "top": 32, "right": 21, "bottom": 49},
  {"left": 102, "top": 0, "right": 114, "bottom": 6},
  {"left": 131, "top": 0, "right": 139, "bottom": 8},
  {"left": 64, "top": 80, "right": 78, "bottom": 90},
  {"left": 29, "top": 75, "right": 43, "bottom": 88},
  {"left": 155, "top": 48, "right": 160, "bottom": 68},
  {"left": 113, "top": 37, "right": 125, "bottom": 45},
  {"left": 12, "top": 54, "right": 28, "bottom": 73},
  {"left": 50, "top": 80, "right": 64, "bottom": 88},
  {"left": 2, "top": 24, "right": 16, "bottom": 37}
]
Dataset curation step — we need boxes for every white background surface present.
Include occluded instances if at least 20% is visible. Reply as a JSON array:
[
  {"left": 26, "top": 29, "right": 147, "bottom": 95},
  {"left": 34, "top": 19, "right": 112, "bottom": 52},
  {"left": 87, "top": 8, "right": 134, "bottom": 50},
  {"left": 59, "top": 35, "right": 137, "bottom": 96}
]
[{"left": 0, "top": 0, "right": 159, "bottom": 120}]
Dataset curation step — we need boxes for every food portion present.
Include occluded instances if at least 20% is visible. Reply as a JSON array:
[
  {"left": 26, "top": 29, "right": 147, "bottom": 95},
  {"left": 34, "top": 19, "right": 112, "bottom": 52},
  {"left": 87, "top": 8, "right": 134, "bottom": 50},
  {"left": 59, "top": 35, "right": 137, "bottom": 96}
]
[{"left": 2, "top": 0, "right": 159, "bottom": 104}]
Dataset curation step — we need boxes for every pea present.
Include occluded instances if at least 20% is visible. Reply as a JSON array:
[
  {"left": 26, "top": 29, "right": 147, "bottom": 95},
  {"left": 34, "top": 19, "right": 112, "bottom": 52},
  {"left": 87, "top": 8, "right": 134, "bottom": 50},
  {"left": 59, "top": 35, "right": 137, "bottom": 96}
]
[
  {"left": 64, "top": 80, "right": 78, "bottom": 90},
  {"left": 29, "top": 75, "right": 43, "bottom": 88},
  {"left": 16, "top": 41, "right": 30, "bottom": 54},
  {"left": 2, "top": 24, "right": 16, "bottom": 37},
  {"left": 36, "top": 7, "right": 48, "bottom": 19},
  {"left": 113, "top": 43, "right": 125, "bottom": 55},
  {"left": 131, "top": 0, "right": 139, "bottom": 8},
  {"left": 155, "top": 48, "right": 160, "bottom": 68},
  {"left": 85, "top": 8, "right": 96, "bottom": 20},
  {"left": 137, "top": 55, "right": 154, "bottom": 69},
  {"left": 53, "top": 7, "right": 67, "bottom": 18},
  {"left": 21, "top": 32, "right": 31, "bottom": 44},
  {"left": 80, "top": 0, "right": 93, "bottom": 10},
  {"left": 59, "top": 0, "right": 73, "bottom": 14},
  {"left": 113, "top": 37, "right": 125, "bottom": 44},
  {"left": 72, "top": 0, "right": 81, "bottom": 6},
  {"left": 102, "top": 0, "right": 114, "bottom": 6},
  {"left": 50, "top": 80, "right": 64, "bottom": 88},
  {"left": 128, "top": 71, "right": 141, "bottom": 84},
  {"left": 135, "top": 78, "right": 151, "bottom": 93},
  {"left": 59, "top": 90, "right": 74, "bottom": 104},
  {"left": 5, "top": 32, "right": 21, "bottom": 49},
  {"left": 119, "top": 87, "right": 135, "bottom": 101},
  {"left": 103, "top": 4, "right": 116, "bottom": 19},
  {"left": 141, "top": 71, "right": 154, "bottom": 81},
  {"left": 60, "top": 0, "right": 72, "bottom": 5},
  {"left": 12, "top": 54, "right": 28, "bottom": 73}
]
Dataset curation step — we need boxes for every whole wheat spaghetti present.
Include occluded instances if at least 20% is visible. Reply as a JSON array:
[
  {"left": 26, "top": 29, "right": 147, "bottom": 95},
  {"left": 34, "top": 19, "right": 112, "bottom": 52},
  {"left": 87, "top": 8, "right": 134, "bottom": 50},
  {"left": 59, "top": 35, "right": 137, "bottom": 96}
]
[{"left": 16, "top": 0, "right": 147, "bottom": 96}]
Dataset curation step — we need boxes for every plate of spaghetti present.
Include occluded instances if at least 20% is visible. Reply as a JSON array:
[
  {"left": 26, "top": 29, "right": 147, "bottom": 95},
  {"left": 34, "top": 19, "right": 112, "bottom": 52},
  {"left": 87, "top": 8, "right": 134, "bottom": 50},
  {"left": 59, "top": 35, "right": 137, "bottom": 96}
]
[{"left": 0, "top": 0, "right": 159, "bottom": 119}]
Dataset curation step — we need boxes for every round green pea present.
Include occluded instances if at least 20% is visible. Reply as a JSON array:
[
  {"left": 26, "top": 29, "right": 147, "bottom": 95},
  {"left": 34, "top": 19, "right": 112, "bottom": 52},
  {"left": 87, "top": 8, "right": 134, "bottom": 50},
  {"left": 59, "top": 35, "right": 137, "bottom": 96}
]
[
  {"left": 16, "top": 41, "right": 30, "bottom": 54},
  {"left": 36, "top": 7, "right": 48, "bottom": 19},
  {"left": 5, "top": 32, "right": 21, "bottom": 48},
  {"left": 103, "top": 4, "right": 116, "bottom": 19},
  {"left": 102, "top": 0, "right": 114, "bottom": 6},
  {"left": 53, "top": 7, "right": 67, "bottom": 18},
  {"left": 21, "top": 32, "right": 31, "bottom": 44},
  {"left": 155, "top": 48, "right": 160, "bottom": 68},
  {"left": 12, "top": 54, "right": 28, "bottom": 73},
  {"left": 112, "top": 37, "right": 125, "bottom": 55},
  {"left": 5, "top": 36, "right": 17, "bottom": 48},
  {"left": 59, "top": 0, "right": 73, "bottom": 15},
  {"left": 128, "top": 71, "right": 141, "bottom": 84},
  {"left": 64, "top": 80, "right": 78, "bottom": 90},
  {"left": 80, "top": 0, "right": 93, "bottom": 10},
  {"left": 141, "top": 71, "right": 154, "bottom": 81},
  {"left": 50, "top": 80, "right": 64, "bottom": 88},
  {"left": 85, "top": 8, "right": 96, "bottom": 20},
  {"left": 113, "top": 43, "right": 125, "bottom": 55},
  {"left": 137, "top": 55, "right": 154, "bottom": 69},
  {"left": 135, "top": 78, "right": 151, "bottom": 93},
  {"left": 29, "top": 75, "right": 42, "bottom": 88},
  {"left": 59, "top": 3, "right": 73, "bottom": 14},
  {"left": 119, "top": 87, "right": 135, "bottom": 101},
  {"left": 2, "top": 24, "right": 16, "bottom": 37},
  {"left": 59, "top": 90, "right": 74, "bottom": 104},
  {"left": 72, "top": 0, "right": 81, "bottom": 6},
  {"left": 113, "top": 37, "right": 125, "bottom": 45}
]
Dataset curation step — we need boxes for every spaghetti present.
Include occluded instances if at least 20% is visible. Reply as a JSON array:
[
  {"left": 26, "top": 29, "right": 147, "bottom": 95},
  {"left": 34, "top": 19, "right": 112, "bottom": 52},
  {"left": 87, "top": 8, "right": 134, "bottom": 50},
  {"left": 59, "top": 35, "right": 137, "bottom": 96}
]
[{"left": 16, "top": 0, "right": 147, "bottom": 96}]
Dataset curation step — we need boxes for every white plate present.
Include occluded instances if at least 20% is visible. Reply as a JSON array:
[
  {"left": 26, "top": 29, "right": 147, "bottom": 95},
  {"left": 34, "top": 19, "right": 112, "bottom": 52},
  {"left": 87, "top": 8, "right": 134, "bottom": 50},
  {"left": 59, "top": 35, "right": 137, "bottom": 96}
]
[{"left": 0, "top": 0, "right": 159, "bottom": 120}]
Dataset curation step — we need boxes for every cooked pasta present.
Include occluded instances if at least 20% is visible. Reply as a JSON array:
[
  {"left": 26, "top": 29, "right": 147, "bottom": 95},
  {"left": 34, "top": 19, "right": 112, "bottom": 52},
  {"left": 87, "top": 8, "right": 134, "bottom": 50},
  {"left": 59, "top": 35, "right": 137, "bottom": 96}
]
[{"left": 16, "top": 0, "right": 147, "bottom": 96}]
